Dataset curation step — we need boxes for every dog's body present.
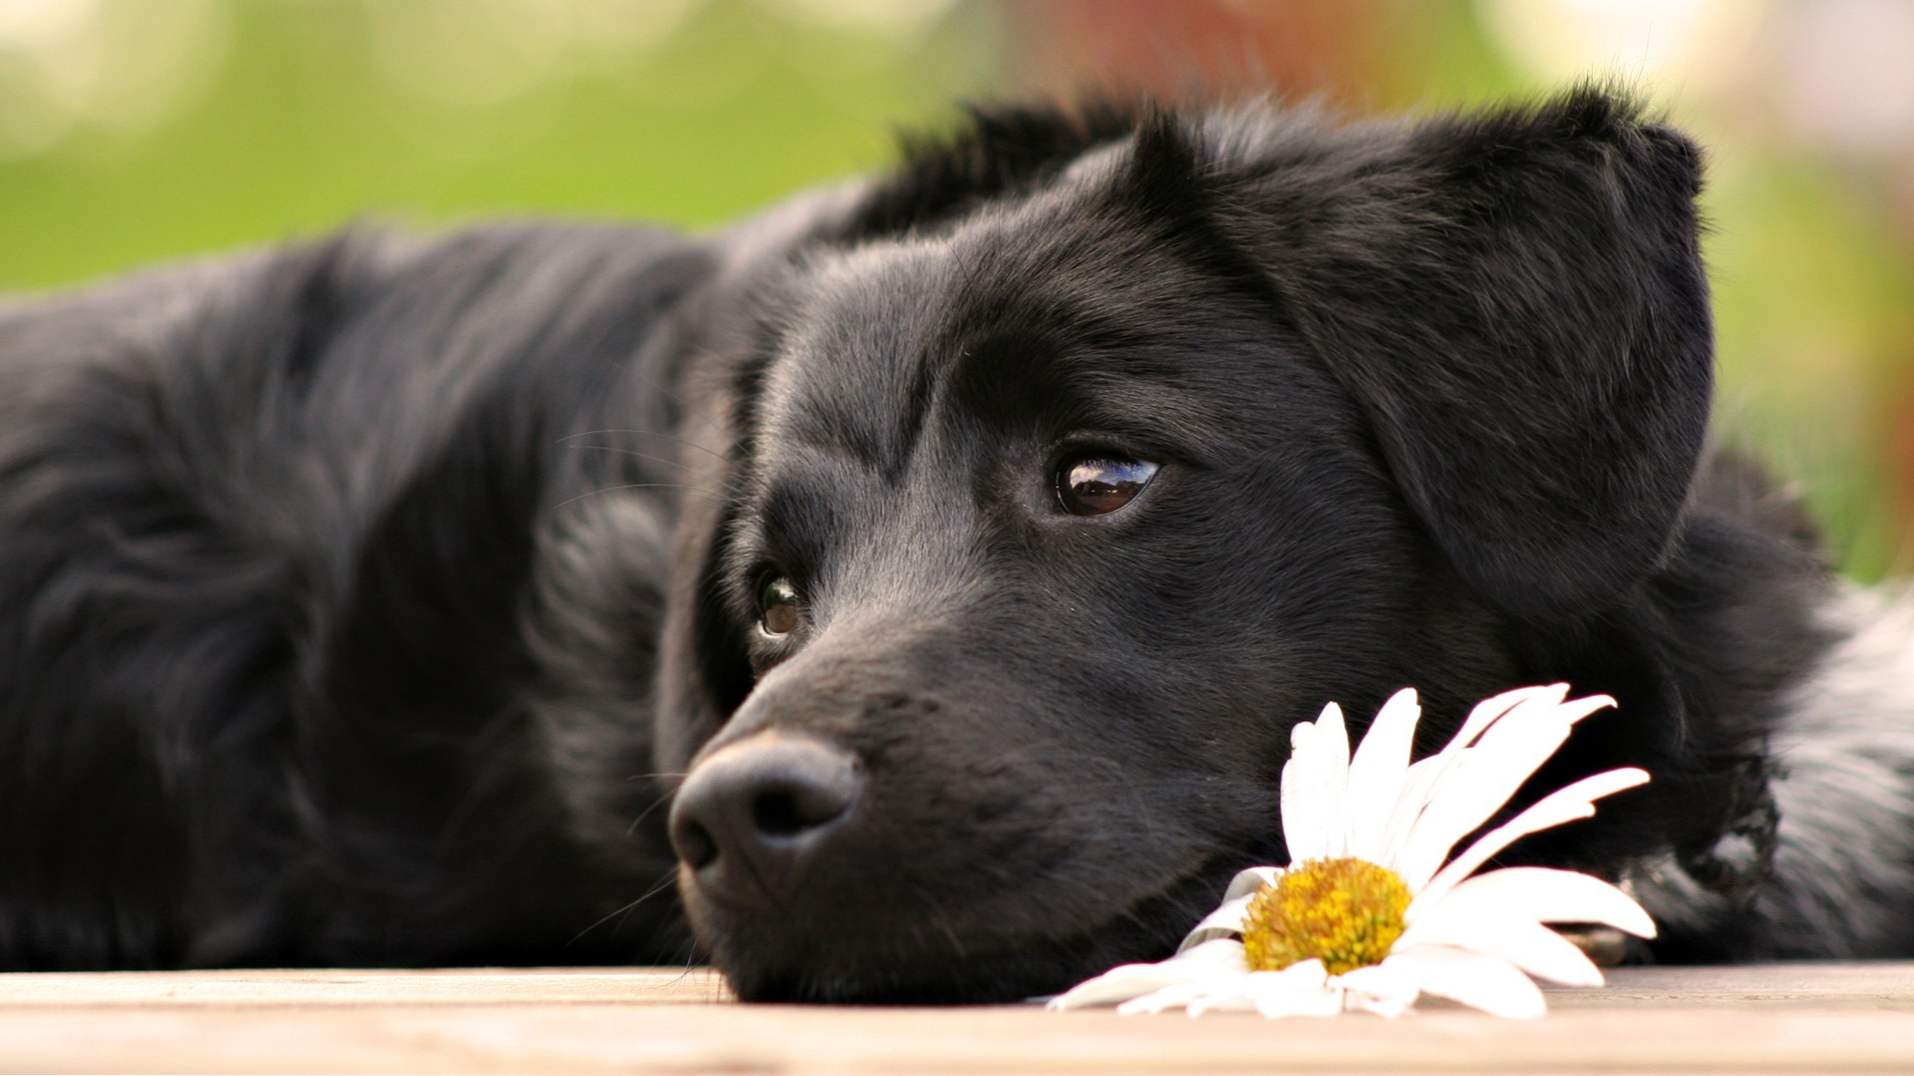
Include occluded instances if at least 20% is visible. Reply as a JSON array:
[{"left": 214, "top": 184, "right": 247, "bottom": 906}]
[{"left": 3, "top": 88, "right": 1912, "bottom": 1000}]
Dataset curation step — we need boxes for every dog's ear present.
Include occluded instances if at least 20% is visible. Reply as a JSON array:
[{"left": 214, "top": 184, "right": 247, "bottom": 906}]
[{"left": 1218, "top": 87, "right": 1712, "bottom": 617}]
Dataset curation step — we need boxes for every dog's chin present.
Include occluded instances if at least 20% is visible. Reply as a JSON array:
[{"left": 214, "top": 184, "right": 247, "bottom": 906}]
[
  {"left": 709, "top": 924, "right": 1178, "bottom": 1005},
  {"left": 688, "top": 866, "right": 1227, "bottom": 1004}
]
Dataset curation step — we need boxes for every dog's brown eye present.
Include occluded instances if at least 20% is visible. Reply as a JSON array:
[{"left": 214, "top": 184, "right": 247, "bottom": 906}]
[
  {"left": 1056, "top": 456, "right": 1158, "bottom": 516},
  {"left": 759, "top": 577, "right": 801, "bottom": 636}
]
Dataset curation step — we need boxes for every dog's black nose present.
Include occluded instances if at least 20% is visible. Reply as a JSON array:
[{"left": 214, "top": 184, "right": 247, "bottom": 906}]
[{"left": 668, "top": 734, "right": 863, "bottom": 904}]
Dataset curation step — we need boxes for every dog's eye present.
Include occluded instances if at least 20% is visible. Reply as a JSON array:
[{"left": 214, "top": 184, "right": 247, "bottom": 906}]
[
  {"left": 1056, "top": 456, "right": 1159, "bottom": 516},
  {"left": 759, "top": 577, "right": 802, "bottom": 636}
]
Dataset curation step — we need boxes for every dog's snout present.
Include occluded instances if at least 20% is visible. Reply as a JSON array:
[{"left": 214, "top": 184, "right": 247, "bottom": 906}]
[{"left": 669, "top": 734, "right": 863, "bottom": 903}]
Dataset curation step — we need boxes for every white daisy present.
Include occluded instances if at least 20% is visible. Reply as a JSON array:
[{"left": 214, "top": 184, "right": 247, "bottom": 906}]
[{"left": 1047, "top": 684, "right": 1656, "bottom": 1019}]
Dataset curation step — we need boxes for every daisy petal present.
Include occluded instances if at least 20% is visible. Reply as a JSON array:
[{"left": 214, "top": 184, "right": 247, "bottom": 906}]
[
  {"left": 1378, "top": 946, "right": 1548, "bottom": 1019},
  {"left": 1374, "top": 686, "right": 1568, "bottom": 875},
  {"left": 1253, "top": 985, "right": 1345, "bottom": 1019},
  {"left": 1396, "top": 915, "right": 1604, "bottom": 987},
  {"left": 1222, "top": 865, "right": 1284, "bottom": 902},
  {"left": 1394, "top": 728, "right": 1570, "bottom": 889},
  {"left": 1118, "top": 976, "right": 1249, "bottom": 1015},
  {"left": 1280, "top": 723, "right": 1319, "bottom": 861},
  {"left": 1344, "top": 688, "right": 1421, "bottom": 862},
  {"left": 1333, "top": 962, "right": 1422, "bottom": 1017},
  {"left": 1046, "top": 939, "right": 1247, "bottom": 1010},
  {"left": 1415, "top": 767, "right": 1650, "bottom": 909},
  {"left": 1346, "top": 990, "right": 1416, "bottom": 1018},
  {"left": 1283, "top": 703, "right": 1350, "bottom": 860},
  {"left": 1179, "top": 984, "right": 1263, "bottom": 1015},
  {"left": 1440, "top": 684, "right": 1569, "bottom": 756},
  {"left": 1109, "top": 962, "right": 1337, "bottom": 1017},
  {"left": 1428, "top": 867, "right": 1656, "bottom": 939},
  {"left": 1243, "top": 961, "right": 1342, "bottom": 1019},
  {"left": 1395, "top": 693, "right": 1616, "bottom": 889},
  {"left": 1178, "top": 895, "right": 1253, "bottom": 949},
  {"left": 1376, "top": 751, "right": 1452, "bottom": 872},
  {"left": 1177, "top": 866, "right": 1283, "bottom": 952},
  {"left": 1314, "top": 701, "right": 1351, "bottom": 857}
]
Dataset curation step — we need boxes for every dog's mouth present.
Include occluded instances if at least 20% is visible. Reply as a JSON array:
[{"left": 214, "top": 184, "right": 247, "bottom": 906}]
[{"left": 691, "top": 856, "right": 1238, "bottom": 1004}]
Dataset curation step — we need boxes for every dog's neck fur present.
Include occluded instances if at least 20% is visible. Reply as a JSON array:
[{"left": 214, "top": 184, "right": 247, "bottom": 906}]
[
  {"left": 1581, "top": 444, "right": 1914, "bottom": 959},
  {"left": 1633, "top": 581, "right": 1914, "bottom": 957}
]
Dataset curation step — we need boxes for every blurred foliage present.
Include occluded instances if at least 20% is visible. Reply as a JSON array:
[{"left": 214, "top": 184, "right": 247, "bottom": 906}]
[
  {"left": 3, "top": 0, "right": 1910, "bottom": 580},
  {"left": 0, "top": 0, "right": 998, "bottom": 289}
]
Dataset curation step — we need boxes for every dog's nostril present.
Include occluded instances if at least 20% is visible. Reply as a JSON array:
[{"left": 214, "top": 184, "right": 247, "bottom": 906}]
[
  {"left": 676, "top": 818, "right": 718, "bottom": 870},
  {"left": 752, "top": 779, "right": 851, "bottom": 839},
  {"left": 754, "top": 788, "right": 806, "bottom": 838}
]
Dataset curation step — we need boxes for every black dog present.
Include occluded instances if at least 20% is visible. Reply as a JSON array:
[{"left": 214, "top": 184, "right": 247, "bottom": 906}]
[{"left": 3, "top": 86, "right": 1911, "bottom": 1002}]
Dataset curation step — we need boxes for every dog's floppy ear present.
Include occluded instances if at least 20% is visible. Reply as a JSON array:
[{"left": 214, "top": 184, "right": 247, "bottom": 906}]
[{"left": 1221, "top": 87, "right": 1713, "bottom": 616}]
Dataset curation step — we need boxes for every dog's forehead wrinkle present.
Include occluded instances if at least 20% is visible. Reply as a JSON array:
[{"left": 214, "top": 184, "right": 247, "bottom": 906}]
[{"left": 752, "top": 239, "right": 970, "bottom": 481}]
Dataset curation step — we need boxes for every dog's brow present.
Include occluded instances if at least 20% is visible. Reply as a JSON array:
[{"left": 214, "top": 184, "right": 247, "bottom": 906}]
[
  {"left": 941, "top": 327, "right": 1224, "bottom": 464},
  {"left": 747, "top": 474, "right": 838, "bottom": 576},
  {"left": 886, "top": 353, "right": 942, "bottom": 484}
]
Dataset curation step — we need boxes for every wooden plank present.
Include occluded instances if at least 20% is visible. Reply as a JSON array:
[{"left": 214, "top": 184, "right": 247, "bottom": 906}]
[{"left": 2, "top": 964, "right": 1912, "bottom": 1074}]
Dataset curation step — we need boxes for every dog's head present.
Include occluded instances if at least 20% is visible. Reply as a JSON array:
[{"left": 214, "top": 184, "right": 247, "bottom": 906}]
[{"left": 654, "top": 88, "right": 1711, "bottom": 1001}]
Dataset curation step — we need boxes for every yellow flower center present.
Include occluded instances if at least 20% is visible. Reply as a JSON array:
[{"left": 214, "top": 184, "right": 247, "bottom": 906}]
[{"left": 1241, "top": 857, "right": 1412, "bottom": 976}]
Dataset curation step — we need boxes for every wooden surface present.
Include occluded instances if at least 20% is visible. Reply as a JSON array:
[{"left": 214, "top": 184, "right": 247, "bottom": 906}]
[{"left": 4, "top": 964, "right": 1914, "bottom": 1073}]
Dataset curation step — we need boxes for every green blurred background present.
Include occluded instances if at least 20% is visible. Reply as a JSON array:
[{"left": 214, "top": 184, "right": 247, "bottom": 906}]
[{"left": 3, "top": 0, "right": 1911, "bottom": 577}]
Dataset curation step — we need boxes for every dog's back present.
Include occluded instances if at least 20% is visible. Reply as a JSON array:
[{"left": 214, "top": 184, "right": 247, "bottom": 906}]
[{"left": 0, "top": 226, "right": 710, "bottom": 967}]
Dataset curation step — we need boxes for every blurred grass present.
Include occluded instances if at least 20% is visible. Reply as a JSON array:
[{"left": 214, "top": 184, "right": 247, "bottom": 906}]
[
  {"left": 0, "top": 0, "right": 998, "bottom": 291},
  {"left": 1707, "top": 156, "right": 1914, "bottom": 581}
]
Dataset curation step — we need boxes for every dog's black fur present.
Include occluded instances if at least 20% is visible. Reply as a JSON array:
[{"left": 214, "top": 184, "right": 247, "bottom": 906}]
[{"left": 2, "top": 86, "right": 1909, "bottom": 1001}]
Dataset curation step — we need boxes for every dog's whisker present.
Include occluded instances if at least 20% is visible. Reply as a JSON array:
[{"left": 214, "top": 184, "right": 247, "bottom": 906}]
[
  {"left": 567, "top": 866, "right": 681, "bottom": 948},
  {"left": 568, "top": 443, "right": 696, "bottom": 472},
  {"left": 624, "top": 771, "right": 689, "bottom": 783},
  {"left": 914, "top": 882, "right": 969, "bottom": 963},
  {"left": 558, "top": 427, "right": 727, "bottom": 463},
  {"left": 625, "top": 787, "right": 679, "bottom": 837},
  {"left": 551, "top": 481, "right": 725, "bottom": 511},
  {"left": 732, "top": 833, "right": 796, "bottom": 920}
]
